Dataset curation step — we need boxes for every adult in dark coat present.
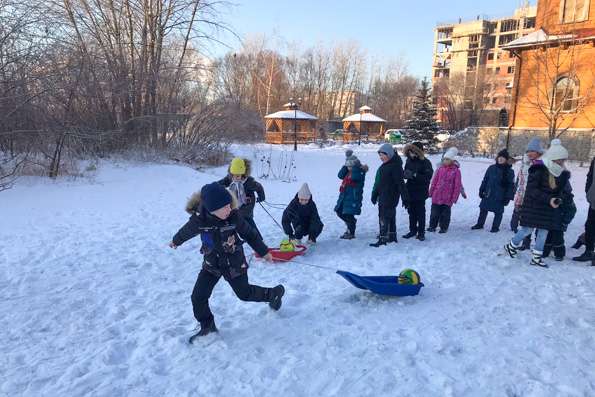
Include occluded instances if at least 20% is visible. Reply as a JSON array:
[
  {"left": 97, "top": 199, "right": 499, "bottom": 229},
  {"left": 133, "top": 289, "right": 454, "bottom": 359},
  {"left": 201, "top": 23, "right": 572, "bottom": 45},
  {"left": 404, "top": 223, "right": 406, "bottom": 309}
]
[
  {"left": 471, "top": 149, "right": 515, "bottom": 232},
  {"left": 370, "top": 143, "right": 410, "bottom": 247},
  {"left": 335, "top": 150, "right": 368, "bottom": 239},
  {"left": 505, "top": 140, "right": 571, "bottom": 267},
  {"left": 573, "top": 156, "right": 595, "bottom": 263},
  {"left": 282, "top": 183, "right": 324, "bottom": 243},
  {"left": 218, "top": 158, "right": 265, "bottom": 238},
  {"left": 170, "top": 182, "right": 283, "bottom": 338},
  {"left": 402, "top": 142, "right": 433, "bottom": 241}
]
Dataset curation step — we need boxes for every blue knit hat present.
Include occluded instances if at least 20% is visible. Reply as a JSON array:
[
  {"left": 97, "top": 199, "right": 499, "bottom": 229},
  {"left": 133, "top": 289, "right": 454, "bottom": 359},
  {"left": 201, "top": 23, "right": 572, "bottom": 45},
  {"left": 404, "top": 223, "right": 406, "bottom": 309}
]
[
  {"left": 378, "top": 143, "right": 395, "bottom": 159},
  {"left": 526, "top": 137, "right": 544, "bottom": 154},
  {"left": 201, "top": 182, "right": 232, "bottom": 212}
]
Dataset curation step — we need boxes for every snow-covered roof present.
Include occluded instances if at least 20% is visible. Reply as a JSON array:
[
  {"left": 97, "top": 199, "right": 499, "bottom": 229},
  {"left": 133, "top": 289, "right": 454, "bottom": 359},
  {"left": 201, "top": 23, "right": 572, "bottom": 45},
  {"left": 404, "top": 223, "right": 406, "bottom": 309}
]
[
  {"left": 264, "top": 110, "right": 318, "bottom": 120},
  {"left": 342, "top": 113, "right": 386, "bottom": 123},
  {"left": 359, "top": 105, "right": 372, "bottom": 112},
  {"left": 502, "top": 29, "right": 574, "bottom": 50}
]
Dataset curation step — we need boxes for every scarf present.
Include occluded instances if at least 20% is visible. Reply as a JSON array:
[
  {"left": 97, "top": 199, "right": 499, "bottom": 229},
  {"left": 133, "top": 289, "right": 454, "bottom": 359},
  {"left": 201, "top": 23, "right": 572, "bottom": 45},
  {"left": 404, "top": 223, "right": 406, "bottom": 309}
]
[
  {"left": 229, "top": 180, "right": 247, "bottom": 206},
  {"left": 340, "top": 172, "right": 356, "bottom": 193}
]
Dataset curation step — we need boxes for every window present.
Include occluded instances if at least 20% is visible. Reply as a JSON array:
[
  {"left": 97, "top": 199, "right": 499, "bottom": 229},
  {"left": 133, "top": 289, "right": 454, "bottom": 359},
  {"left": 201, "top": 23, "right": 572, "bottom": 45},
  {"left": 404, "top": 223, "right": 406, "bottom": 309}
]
[
  {"left": 491, "top": 97, "right": 498, "bottom": 104},
  {"left": 524, "top": 17, "right": 536, "bottom": 29},
  {"left": 499, "top": 34, "right": 517, "bottom": 46},
  {"left": 554, "top": 76, "right": 579, "bottom": 112},
  {"left": 500, "top": 19, "right": 519, "bottom": 32},
  {"left": 488, "top": 53, "right": 495, "bottom": 61},
  {"left": 561, "top": 0, "right": 590, "bottom": 23},
  {"left": 507, "top": 66, "right": 515, "bottom": 74},
  {"left": 495, "top": 67, "right": 501, "bottom": 74}
]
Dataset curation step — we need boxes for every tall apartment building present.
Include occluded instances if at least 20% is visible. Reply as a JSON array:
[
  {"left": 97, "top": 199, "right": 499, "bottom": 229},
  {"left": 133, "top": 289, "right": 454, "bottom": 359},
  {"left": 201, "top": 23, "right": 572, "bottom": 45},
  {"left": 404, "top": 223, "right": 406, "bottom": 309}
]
[{"left": 432, "top": 5, "right": 538, "bottom": 128}]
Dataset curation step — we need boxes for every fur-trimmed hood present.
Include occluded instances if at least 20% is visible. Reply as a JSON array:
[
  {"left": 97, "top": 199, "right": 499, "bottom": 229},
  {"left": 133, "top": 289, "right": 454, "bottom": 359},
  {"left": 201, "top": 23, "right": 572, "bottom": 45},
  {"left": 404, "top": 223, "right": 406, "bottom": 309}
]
[
  {"left": 185, "top": 190, "right": 239, "bottom": 214},
  {"left": 404, "top": 144, "right": 425, "bottom": 160},
  {"left": 226, "top": 158, "right": 252, "bottom": 177}
]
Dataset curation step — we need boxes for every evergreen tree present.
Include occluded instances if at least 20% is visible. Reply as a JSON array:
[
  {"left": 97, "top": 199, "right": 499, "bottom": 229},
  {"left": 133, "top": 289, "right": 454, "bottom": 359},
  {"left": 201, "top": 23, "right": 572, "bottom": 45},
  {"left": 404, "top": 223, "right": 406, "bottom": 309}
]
[{"left": 405, "top": 77, "right": 440, "bottom": 150}]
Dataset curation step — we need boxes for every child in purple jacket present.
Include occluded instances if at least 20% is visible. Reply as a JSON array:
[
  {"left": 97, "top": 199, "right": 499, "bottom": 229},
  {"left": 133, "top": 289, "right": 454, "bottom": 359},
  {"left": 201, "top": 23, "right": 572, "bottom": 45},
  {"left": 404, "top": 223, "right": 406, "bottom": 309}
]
[{"left": 428, "top": 147, "right": 463, "bottom": 233}]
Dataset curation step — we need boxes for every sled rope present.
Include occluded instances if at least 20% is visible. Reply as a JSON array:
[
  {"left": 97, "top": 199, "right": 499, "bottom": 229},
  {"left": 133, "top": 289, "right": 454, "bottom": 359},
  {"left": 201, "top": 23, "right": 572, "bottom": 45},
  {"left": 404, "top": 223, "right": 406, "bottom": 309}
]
[
  {"left": 249, "top": 253, "right": 338, "bottom": 272},
  {"left": 258, "top": 202, "right": 285, "bottom": 231}
]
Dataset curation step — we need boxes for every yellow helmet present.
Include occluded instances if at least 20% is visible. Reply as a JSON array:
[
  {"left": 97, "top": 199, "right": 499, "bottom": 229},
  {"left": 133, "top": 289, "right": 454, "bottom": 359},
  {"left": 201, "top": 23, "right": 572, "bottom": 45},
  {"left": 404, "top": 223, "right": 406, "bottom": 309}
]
[{"left": 279, "top": 239, "right": 295, "bottom": 252}]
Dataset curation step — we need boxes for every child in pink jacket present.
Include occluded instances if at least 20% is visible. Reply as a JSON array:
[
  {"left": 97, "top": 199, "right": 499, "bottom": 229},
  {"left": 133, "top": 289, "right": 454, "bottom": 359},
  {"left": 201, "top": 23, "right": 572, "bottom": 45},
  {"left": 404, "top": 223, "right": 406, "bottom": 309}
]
[{"left": 428, "top": 147, "right": 463, "bottom": 233}]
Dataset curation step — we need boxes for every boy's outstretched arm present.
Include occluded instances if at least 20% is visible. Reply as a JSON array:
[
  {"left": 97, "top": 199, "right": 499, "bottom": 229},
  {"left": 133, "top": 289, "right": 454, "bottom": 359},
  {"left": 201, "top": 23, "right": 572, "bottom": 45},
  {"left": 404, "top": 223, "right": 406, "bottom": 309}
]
[{"left": 171, "top": 214, "right": 202, "bottom": 247}]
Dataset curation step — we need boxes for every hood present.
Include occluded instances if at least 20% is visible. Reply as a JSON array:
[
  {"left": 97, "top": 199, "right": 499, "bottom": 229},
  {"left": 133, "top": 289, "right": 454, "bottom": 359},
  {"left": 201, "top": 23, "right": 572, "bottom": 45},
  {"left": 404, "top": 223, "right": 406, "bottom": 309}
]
[
  {"left": 227, "top": 158, "right": 252, "bottom": 177},
  {"left": 185, "top": 190, "right": 239, "bottom": 214},
  {"left": 404, "top": 144, "right": 425, "bottom": 160}
]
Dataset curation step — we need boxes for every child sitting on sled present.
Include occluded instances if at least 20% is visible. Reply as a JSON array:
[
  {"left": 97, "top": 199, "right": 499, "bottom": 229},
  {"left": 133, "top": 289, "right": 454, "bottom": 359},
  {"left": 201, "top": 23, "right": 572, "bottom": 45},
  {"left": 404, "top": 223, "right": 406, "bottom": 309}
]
[
  {"left": 282, "top": 183, "right": 324, "bottom": 245},
  {"left": 169, "top": 182, "right": 283, "bottom": 340}
]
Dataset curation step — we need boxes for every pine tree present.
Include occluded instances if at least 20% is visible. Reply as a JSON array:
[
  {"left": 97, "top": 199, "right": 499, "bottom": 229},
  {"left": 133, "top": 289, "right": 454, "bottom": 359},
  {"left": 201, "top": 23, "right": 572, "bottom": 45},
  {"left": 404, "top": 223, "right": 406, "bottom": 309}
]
[{"left": 405, "top": 77, "right": 440, "bottom": 150}]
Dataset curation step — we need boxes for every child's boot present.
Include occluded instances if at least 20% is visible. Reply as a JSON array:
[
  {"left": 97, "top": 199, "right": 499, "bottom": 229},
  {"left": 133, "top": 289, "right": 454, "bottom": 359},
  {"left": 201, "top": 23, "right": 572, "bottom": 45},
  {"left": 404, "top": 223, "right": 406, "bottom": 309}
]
[
  {"left": 504, "top": 241, "right": 521, "bottom": 258},
  {"left": 268, "top": 285, "right": 285, "bottom": 311},
  {"left": 189, "top": 318, "right": 218, "bottom": 343},
  {"left": 530, "top": 250, "right": 548, "bottom": 268},
  {"left": 572, "top": 250, "right": 594, "bottom": 262},
  {"left": 571, "top": 233, "right": 585, "bottom": 249}
]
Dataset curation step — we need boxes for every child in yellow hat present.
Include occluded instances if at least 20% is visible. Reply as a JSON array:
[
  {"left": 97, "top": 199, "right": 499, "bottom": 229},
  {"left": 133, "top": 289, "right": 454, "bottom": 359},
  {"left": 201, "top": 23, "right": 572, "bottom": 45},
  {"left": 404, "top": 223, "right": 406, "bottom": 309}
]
[{"left": 218, "top": 157, "right": 266, "bottom": 239}]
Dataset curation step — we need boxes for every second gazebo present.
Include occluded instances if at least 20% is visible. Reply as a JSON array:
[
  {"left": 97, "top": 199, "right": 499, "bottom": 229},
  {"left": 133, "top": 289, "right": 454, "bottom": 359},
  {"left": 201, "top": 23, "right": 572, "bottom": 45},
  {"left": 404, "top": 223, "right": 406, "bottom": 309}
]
[
  {"left": 342, "top": 106, "right": 386, "bottom": 142},
  {"left": 264, "top": 102, "right": 318, "bottom": 144}
]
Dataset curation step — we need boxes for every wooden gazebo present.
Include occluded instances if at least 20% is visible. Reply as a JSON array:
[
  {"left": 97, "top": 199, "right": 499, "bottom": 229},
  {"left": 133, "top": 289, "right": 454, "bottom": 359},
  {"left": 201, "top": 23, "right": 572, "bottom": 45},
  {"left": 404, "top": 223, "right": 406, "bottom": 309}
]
[
  {"left": 264, "top": 103, "right": 318, "bottom": 144},
  {"left": 342, "top": 106, "right": 386, "bottom": 142}
]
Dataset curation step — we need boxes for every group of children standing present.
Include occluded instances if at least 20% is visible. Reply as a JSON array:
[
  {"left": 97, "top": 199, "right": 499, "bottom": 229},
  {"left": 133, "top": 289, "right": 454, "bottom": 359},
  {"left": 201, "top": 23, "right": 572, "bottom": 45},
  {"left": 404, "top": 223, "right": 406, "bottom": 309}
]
[{"left": 169, "top": 138, "right": 590, "bottom": 338}]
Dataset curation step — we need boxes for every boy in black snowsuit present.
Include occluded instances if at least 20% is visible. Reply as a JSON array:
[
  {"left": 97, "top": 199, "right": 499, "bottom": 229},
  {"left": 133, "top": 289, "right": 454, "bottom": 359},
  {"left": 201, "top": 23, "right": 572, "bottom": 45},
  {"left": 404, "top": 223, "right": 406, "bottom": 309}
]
[
  {"left": 170, "top": 182, "right": 284, "bottom": 341},
  {"left": 402, "top": 142, "right": 433, "bottom": 241},
  {"left": 282, "top": 183, "right": 324, "bottom": 244},
  {"left": 370, "top": 143, "right": 409, "bottom": 247}
]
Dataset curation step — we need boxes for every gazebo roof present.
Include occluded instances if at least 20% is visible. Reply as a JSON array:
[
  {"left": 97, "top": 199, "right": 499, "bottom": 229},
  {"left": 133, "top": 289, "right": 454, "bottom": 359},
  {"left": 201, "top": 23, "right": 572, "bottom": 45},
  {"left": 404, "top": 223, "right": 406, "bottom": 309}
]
[
  {"left": 264, "top": 109, "right": 318, "bottom": 120},
  {"left": 342, "top": 112, "right": 386, "bottom": 123}
]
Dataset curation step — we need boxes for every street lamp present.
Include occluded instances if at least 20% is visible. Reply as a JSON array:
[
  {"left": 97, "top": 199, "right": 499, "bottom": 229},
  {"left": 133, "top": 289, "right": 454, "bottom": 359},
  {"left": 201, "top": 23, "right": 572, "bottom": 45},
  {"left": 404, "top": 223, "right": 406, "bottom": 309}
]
[
  {"left": 358, "top": 109, "right": 362, "bottom": 146},
  {"left": 290, "top": 97, "right": 301, "bottom": 151}
]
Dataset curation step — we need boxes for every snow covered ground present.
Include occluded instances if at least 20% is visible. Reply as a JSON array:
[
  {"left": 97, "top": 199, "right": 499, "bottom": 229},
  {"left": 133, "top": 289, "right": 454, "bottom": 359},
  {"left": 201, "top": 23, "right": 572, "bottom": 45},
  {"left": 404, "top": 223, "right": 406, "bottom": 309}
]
[{"left": 1, "top": 144, "right": 594, "bottom": 397}]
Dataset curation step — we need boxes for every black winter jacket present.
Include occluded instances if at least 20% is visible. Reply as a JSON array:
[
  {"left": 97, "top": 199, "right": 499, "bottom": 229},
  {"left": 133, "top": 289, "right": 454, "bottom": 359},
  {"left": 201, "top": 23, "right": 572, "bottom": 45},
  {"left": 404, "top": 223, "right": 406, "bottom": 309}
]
[
  {"left": 586, "top": 157, "right": 594, "bottom": 193},
  {"left": 519, "top": 164, "right": 571, "bottom": 231},
  {"left": 403, "top": 144, "right": 433, "bottom": 201},
  {"left": 282, "top": 195, "right": 323, "bottom": 238},
  {"left": 372, "top": 155, "right": 409, "bottom": 207},
  {"left": 173, "top": 195, "right": 268, "bottom": 279}
]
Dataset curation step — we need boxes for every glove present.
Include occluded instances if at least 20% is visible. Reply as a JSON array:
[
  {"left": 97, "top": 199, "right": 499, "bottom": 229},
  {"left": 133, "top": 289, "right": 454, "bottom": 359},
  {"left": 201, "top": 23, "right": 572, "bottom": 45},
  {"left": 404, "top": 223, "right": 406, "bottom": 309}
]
[{"left": 256, "top": 196, "right": 264, "bottom": 203}]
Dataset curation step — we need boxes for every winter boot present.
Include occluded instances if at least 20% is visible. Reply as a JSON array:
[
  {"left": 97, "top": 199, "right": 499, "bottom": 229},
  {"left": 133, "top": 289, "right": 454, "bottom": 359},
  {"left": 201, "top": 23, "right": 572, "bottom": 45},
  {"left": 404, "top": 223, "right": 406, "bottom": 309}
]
[
  {"left": 402, "top": 231, "right": 417, "bottom": 239},
  {"left": 504, "top": 241, "right": 521, "bottom": 258},
  {"left": 387, "top": 232, "right": 398, "bottom": 243},
  {"left": 189, "top": 318, "right": 218, "bottom": 343},
  {"left": 489, "top": 227, "right": 500, "bottom": 233},
  {"left": 571, "top": 234, "right": 585, "bottom": 249},
  {"left": 530, "top": 250, "right": 548, "bottom": 268},
  {"left": 427, "top": 227, "right": 436, "bottom": 233},
  {"left": 438, "top": 229, "right": 448, "bottom": 234},
  {"left": 417, "top": 233, "right": 426, "bottom": 241},
  {"left": 471, "top": 224, "right": 483, "bottom": 230},
  {"left": 268, "top": 285, "right": 285, "bottom": 311},
  {"left": 553, "top": 245, "right": 565, "bottom": 261},
  {"left": 340, "top": 231, "right": 355, "bottom": 240},
  {"left": 370, "top": 238, "right": 388, "bottom": 247},
  {"left": 572, "top": 250, "right": 594, "bottom": 262}
]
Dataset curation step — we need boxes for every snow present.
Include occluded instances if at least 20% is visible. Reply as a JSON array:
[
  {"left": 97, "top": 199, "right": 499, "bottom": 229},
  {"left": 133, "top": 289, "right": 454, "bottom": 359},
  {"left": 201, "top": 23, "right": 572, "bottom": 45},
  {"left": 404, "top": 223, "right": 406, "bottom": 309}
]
[
  {"left": 342, "top": 113, "right": 387, "bottom": 123},
  {"left": 1, "top": 145, "right": 594, "bottom": 396},
  {"left": 264, "top": 110, "right": 318, "bottom": 120},
  {"left": 503, "top": 29, "right": 574, "bottom": 49}
]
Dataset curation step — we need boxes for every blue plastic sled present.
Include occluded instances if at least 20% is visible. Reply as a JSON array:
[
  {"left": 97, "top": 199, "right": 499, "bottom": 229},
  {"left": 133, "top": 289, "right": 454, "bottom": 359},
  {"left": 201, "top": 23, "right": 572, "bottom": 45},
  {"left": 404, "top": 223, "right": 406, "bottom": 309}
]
[{"left": 337, "top": 270, "right": 424, "bottom": 297}]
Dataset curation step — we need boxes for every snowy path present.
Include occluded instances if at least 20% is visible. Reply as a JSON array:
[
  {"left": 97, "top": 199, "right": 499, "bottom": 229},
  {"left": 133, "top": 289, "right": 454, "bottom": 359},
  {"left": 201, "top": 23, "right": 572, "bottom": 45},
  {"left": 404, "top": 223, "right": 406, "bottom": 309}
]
[{"left": 1, "top": 145, "right": 594, "bottom": 396}]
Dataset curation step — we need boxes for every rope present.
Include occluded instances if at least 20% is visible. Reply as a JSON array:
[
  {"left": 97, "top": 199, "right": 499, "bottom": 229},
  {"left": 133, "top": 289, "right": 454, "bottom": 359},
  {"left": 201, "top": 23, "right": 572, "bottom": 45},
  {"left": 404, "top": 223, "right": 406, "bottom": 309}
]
[
  {"left": 258, "top": 202, "right": 285, "bottom": 232},
  {"left": 248, "top": 252, "right": 339, "bottom": 272}
]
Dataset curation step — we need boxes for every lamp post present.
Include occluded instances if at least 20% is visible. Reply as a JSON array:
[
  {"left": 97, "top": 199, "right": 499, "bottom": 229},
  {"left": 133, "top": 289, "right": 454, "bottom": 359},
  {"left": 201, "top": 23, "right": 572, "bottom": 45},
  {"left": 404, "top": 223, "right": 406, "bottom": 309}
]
[{"left": 290, "top": 97, "right": 301, "bottom": 151}]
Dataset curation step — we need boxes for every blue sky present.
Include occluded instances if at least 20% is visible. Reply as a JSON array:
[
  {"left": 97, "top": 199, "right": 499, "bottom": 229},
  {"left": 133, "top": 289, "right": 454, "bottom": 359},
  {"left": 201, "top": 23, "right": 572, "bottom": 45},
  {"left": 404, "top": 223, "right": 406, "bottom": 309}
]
[{"left": 212, "top": 0, "right": 532, "bottom": 78}]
